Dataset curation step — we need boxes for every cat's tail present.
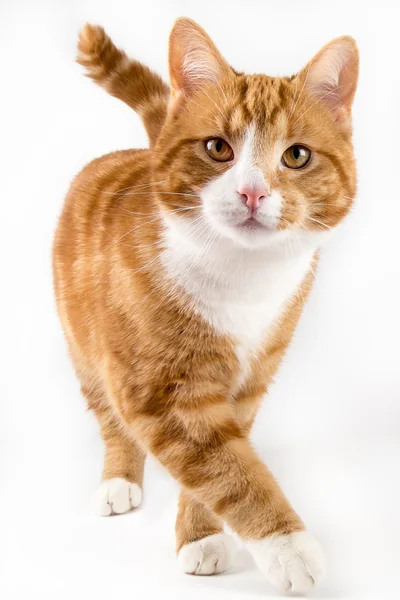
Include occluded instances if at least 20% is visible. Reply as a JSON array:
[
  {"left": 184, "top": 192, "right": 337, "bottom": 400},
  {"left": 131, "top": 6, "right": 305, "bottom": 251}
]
[{"left": 77, "top": 24, "right": 170, "bottom": 147}]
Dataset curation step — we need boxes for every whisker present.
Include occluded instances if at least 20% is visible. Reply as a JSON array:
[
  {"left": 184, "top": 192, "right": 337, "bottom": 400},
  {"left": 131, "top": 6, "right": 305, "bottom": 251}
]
[
  {"left": 187, "top": 218, "right": 209, "bottom": 238},
  {"left": 135, "top": 220, "right": 220, "bottom": 314},
  {"left": 310, "top": 203, "right": 346, "bottom": 208},
  {"left": 103, "top": 215, "right": 162, "bottom": 252},
  {"left": 128, "top": 253, "right": 161, "bottom": 275},
  {"left": 95, "top": 205, "right": 202, "bottom": 252},
  {"left": 306, "top": 216, "right": 331, "bottom": 230},
  {"left": 123, "top": 191, "right": 200, "bottom": 199},
  {"left": 116, "top": 205, "right": 199, "bottom": 217},
  {"left": 101, "top": 179, "right": 168, "bottom": 196},
  {"left": 153, "top": 192, "right": 200, "bottom": 198},
  {"left": 97, "top": 220, "right": 162, "bottom": 251},
  {"left": 183, "top": 229, "right": 214, "bottom": 283}
]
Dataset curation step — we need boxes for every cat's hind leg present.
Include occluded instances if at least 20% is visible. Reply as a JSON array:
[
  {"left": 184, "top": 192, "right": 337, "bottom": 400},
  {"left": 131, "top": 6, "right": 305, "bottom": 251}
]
[{"left": 83, "top": 386, "right": 146, "bottom": 516}]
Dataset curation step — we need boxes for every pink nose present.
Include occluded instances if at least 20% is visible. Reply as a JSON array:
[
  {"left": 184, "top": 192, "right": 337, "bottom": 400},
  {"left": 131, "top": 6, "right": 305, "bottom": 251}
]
[{"left": 238, "top": 185, "right": 270, "bottom": 212}]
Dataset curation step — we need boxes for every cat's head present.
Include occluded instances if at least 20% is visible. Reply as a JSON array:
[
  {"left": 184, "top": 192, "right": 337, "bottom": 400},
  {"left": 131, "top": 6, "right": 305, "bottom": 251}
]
[{"left": 154, "top": 18, "right": 358, "bottom": 251}]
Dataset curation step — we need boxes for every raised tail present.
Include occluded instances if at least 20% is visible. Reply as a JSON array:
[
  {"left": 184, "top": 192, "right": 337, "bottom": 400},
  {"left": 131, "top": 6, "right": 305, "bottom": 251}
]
[{"left": 77, "top": 24, "right": 170, "bottom": 146}]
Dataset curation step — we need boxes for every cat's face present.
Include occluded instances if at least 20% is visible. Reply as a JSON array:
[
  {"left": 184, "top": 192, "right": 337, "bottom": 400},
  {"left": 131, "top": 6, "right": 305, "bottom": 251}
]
[{"left": 154, "top": 19, "right": 358, "bottom": 251}]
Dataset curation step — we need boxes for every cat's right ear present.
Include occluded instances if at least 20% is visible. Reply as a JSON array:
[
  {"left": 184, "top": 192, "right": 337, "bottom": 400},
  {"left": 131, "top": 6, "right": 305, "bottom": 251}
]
[{"left": 168, "top": 17, "right": 232, "bottom": 107}]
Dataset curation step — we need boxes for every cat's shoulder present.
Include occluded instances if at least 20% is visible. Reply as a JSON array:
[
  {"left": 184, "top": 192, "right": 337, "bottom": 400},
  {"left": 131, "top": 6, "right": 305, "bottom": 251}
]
[{"left": 75, "top": 148, "right": 151, "bottom": 182}]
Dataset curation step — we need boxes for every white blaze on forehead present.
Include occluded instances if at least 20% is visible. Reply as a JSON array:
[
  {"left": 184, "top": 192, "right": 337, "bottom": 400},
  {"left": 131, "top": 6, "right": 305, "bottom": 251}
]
[{"left": 236, "top": 124, "right": 266, "bottom": 190}]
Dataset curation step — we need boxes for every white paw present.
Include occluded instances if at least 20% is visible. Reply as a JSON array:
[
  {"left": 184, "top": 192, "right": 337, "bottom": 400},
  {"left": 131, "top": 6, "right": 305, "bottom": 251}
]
[
  {"left": 247, "top": 531, "right": 325, "bottom": 593},
  {"left": 178, "top": 533, "right": 237, "bottom": 575},
  {"left": 94, "top": 477, "right": 142, "bottom": 516}
]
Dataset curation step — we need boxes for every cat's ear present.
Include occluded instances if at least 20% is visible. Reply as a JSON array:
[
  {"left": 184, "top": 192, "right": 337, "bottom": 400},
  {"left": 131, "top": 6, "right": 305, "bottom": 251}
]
[
  {"left": 168, "top": 17, "right": 232, "bottom": 102},
  {"left": 298, "top": 36, "right": 359, "bottom": 128}
]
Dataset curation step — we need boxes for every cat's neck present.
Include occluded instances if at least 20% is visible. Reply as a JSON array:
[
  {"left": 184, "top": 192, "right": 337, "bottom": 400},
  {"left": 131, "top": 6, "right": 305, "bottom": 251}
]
[
  {"left": 160, "top": 217, "right": 317, "bottom": 294},
  {"left": 159, "top": 216, "right": 318, "bottom": 348}
]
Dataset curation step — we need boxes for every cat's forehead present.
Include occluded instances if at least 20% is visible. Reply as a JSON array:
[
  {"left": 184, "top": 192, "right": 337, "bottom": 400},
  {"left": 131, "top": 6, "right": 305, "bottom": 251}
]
[{"left": 215, "top": 74, "right": 298, "bottom": 142}]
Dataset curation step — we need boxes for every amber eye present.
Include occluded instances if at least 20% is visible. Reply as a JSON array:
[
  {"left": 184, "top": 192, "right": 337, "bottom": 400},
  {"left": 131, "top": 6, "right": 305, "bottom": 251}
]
[
  {"left": 204, "top": 138, "right": 234, "bottom": 162},
  {"left": 282, "top": 145, "right": 311, "bottom": 169}
]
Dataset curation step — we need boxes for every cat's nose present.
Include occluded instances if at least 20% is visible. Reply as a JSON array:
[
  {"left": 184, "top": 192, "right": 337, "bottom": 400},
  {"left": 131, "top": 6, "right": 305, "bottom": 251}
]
[{"left": 238, "top": 185, "right": 270, "bottom": 212}]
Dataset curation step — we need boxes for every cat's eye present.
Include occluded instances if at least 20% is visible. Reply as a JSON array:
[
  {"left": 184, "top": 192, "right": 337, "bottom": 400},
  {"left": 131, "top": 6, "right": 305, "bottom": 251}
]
[
  {"left": 204, "top": 138, "right": 234, "bottom": 162},
  {"left": 281, "top": 145, "right": 311, "bottom": 169}
]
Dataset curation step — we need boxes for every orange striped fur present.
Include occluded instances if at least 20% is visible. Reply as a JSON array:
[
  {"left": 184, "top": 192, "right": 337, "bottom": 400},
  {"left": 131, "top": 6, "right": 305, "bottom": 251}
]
[{"left": 53, "top": 18, "right": 358, "bottom": 591}]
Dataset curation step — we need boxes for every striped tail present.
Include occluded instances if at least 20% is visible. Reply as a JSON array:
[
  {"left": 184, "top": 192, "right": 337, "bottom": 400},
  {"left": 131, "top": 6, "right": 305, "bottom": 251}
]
[{"left": 77, "top": 24, "right": 170, "bottom": 147}]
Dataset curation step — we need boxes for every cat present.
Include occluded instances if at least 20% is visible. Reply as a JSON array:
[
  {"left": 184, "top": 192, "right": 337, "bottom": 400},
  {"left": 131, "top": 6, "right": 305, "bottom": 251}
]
[{"left": 53, "top": 17, "right": 358, "bottom": 593}]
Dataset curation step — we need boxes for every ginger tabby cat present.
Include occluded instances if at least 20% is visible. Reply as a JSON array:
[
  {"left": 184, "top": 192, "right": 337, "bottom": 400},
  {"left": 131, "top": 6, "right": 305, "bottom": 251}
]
[{"left": 53, "top": 18, "right": 358, "bottom": 593}]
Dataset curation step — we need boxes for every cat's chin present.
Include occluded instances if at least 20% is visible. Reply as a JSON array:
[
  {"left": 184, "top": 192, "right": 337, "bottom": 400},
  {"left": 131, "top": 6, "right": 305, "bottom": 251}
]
[
  {"left": 212, "top": 220, "right": 291, "bottom": 250},
  {"left": 216, "top": 218, "right": 334, "bottom": 252},
  {"left": 234, "top": 232, "right": 288, "bottom": 250},
  {"left": 237, "top": 217, "right": 270, "bottom": 232}
]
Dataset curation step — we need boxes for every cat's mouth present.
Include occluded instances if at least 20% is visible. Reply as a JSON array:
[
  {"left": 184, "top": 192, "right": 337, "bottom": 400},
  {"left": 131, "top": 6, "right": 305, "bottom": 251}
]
[
  {"left": 237, "top": 217, "right": 271, "bottom": 231},
  {"left": 238, "top": 217, "right": 264, "bottom": 229}
]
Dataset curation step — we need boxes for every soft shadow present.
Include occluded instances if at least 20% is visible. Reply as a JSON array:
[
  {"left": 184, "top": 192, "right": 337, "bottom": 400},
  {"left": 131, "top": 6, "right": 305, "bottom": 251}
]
[{"left": 189, "top": 550, "right": 351, "bottom": 600}]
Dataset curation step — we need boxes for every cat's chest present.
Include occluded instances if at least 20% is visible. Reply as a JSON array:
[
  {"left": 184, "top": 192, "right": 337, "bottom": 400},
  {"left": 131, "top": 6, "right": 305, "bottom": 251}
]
[
  {"left": 191, "top": 254, "right": 311, "bottom": 338},
  {"left": 201, "top": 280, "right": 294, "bottom": 350},
  {"left": 194, "top": 257, "right": 312, "bottom": 388},
  {"left": 161, "top": 240, "right": 314, "bottom": 388}
]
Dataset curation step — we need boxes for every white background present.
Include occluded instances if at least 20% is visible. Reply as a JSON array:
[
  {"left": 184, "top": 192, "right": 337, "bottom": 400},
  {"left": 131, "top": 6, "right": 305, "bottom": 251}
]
[{"left": 1, "top": 1, "right": 399, "bottom": 599}]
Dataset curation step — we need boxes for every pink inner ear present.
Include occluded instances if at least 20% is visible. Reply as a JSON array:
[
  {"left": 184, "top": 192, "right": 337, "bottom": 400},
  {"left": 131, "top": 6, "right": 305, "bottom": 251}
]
[
  {"left": 172, "top": 41, "right": 227, "bottom": 96},
  {"left": 168, "top": 18, "right": 232, "bottom": 97},
  {"left": 305, "top": 37, "right": 359, "bottom": 118}
]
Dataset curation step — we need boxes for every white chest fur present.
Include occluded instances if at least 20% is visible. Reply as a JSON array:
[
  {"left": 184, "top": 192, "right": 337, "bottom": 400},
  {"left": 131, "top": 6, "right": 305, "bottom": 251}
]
[{"left": 161, "top": 219, "right": 316, "bottom": 389}]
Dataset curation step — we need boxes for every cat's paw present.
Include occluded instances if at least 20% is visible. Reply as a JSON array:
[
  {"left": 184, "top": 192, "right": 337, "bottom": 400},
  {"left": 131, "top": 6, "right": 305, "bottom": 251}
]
[
  {"left": 178, "top": 533, "right": 237, "bottom": 575},
  {"left": 248, "top": 531, "right": 325, "bottom": 593},
  {"left": 93, "top": 477, "right": 142, "bottom": 516}
]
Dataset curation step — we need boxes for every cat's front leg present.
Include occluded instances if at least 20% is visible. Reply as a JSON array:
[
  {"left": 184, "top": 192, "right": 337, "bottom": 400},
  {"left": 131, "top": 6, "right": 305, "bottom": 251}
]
[
  {"left": 112, "top": 379, "right": 325, "bottom": 592},
  {"left": 248, "top": 531, "right": 325, "bottom": 592},
  {"left": 176, "top": 490, "right": 237, "bottom": 575}
]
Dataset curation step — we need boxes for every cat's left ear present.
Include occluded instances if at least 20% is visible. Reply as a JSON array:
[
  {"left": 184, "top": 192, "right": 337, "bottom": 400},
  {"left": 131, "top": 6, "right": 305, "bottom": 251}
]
[
  {"left": 168, "top": 17, "right": 233, "bottom": 105},
  {"left": 298, "top": 36, "right": 359, "bottom": 129}
]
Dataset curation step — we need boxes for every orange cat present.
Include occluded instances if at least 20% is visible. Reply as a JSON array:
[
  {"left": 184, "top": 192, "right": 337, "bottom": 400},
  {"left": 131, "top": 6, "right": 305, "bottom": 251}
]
[{"left": 53, "top": 18, "right": 358, "bottom": 592}]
